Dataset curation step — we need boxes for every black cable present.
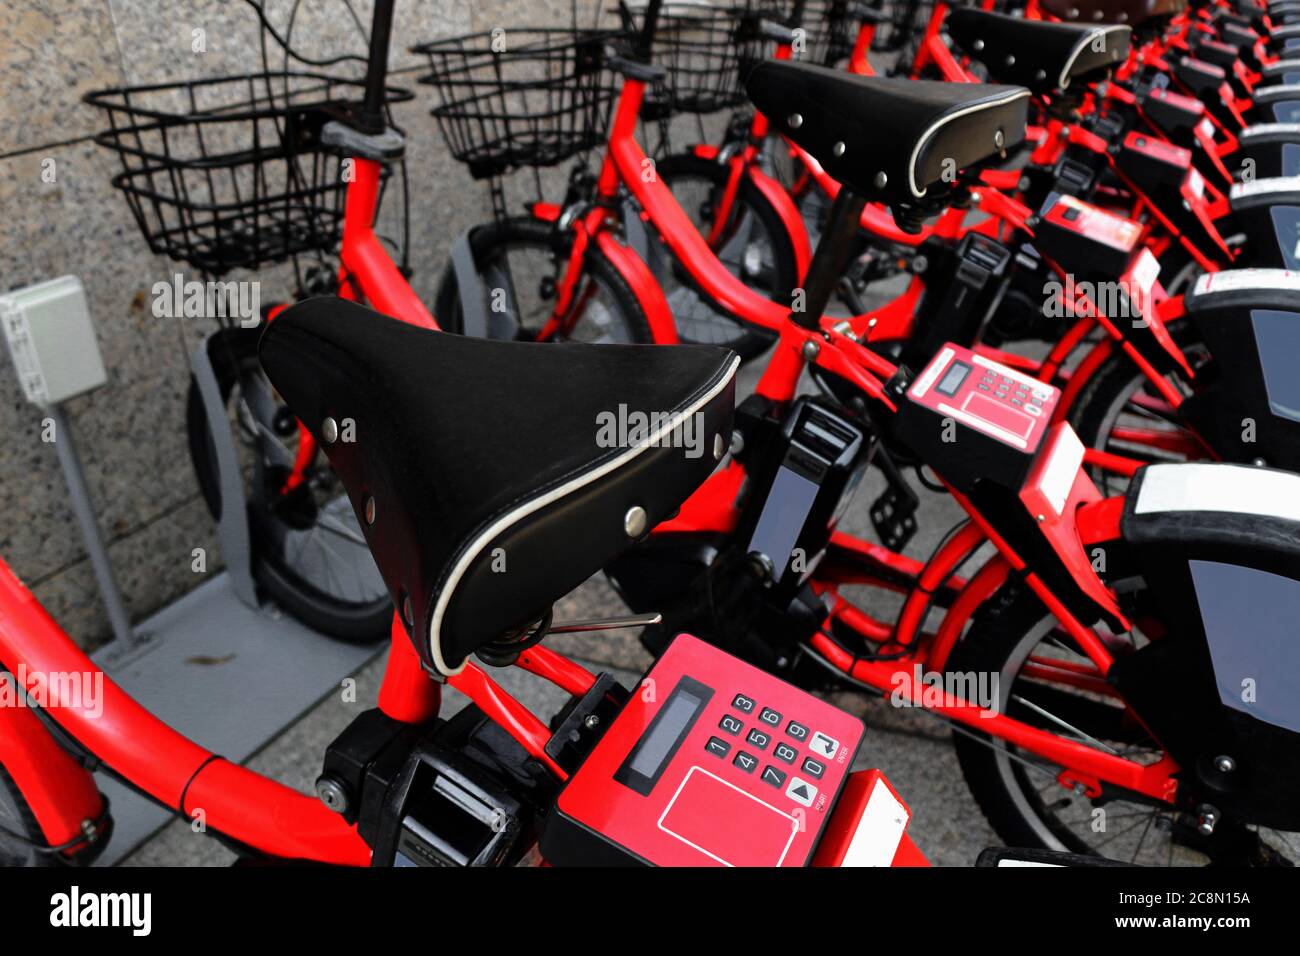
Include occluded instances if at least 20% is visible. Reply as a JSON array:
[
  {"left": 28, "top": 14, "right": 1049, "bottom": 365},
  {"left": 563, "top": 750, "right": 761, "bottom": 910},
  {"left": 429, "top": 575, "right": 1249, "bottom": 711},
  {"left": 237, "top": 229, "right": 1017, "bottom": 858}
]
[{"left": 241, "top": 0, "right": 370, "bottom": 68}]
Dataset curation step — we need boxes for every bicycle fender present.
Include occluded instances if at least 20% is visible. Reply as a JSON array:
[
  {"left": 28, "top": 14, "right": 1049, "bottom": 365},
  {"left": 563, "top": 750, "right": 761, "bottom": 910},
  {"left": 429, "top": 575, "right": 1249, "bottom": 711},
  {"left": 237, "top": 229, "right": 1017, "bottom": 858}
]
[{"left": 594, "top": 230, "right": 679, "bottom": 344}]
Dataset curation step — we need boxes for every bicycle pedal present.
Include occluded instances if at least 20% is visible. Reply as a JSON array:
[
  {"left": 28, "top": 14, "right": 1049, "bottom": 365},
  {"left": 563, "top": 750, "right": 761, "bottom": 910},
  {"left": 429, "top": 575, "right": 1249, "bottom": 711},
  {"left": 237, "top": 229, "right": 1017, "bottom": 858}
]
[{"left": 870, "top": 484, "right": 919, "bottom": 552}]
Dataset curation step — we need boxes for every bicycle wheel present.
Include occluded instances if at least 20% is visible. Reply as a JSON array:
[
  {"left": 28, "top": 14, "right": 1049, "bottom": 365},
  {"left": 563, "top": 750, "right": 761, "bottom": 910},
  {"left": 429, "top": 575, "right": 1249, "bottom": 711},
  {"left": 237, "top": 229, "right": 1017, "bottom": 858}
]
[
  {"left": 434, "top": 217, "right": 654, "bottom": 343},
  {"left": 653, "top": 153, "right": 799, "bottom": 359},
  {"left": 1068, "top": 322, "right": 1212, "bottom": 496},
  {"left": 0, "top": 762, "right": 49, "bottom": 867},
  {"left": 947, "top": 584, "right": 1299, "bottom": 865},
  {"left": 187, "top": 326, "right": 391, "bottom": 643}
]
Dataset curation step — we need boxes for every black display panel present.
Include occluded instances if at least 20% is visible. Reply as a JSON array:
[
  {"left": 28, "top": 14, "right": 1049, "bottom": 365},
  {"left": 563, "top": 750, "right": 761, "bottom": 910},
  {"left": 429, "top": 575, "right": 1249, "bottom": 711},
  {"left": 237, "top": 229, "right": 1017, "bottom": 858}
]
[
  {"left": 1252, "top": 309, "right": 1300, "bottom": 422},
  {"left": 614, "top": 676, "right": 714, "bottom": 796},
  {"left": 936, "top": 360, "right": 972, "bottom": 397},
  {"left": 1190, "top": 558, "right": 1300, "bottom": 734}
]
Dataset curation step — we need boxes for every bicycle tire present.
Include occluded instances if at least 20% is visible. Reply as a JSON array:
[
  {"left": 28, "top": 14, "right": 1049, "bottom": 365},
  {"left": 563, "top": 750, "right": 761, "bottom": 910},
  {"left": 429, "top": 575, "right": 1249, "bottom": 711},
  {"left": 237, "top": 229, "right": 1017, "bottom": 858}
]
[
  {"left": 654, "top": 153, "right": 799, "bottom": 360},
  {"left": 186, "top": 327, "right": 391, "bottom": 644},
  {"left": 434, "top": 216, "right": 655, "bottom": 344}
]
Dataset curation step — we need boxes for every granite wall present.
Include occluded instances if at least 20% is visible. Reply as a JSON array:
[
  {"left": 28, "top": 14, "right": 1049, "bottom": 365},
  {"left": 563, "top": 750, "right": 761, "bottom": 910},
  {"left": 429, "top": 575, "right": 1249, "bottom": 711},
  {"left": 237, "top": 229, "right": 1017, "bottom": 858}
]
[{"left": 0, "top": 0, "right": 608, "bottom": 645}]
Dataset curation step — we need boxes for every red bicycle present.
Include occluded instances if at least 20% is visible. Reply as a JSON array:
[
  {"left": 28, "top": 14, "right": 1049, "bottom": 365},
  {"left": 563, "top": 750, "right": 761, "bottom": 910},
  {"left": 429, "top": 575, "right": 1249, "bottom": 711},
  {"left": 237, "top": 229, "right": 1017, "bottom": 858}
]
[
  {"left": 604, "top": 56, "right": 1300, "bottom": 865},
  {"left": 1, "top": 0, "right": 927, "bottom": 870},
  {"left": 85, "top": 1, "right": 437, "bottom": 642},
  {"left": 424, "top": 0, "right": 810, "bottom": 358}
]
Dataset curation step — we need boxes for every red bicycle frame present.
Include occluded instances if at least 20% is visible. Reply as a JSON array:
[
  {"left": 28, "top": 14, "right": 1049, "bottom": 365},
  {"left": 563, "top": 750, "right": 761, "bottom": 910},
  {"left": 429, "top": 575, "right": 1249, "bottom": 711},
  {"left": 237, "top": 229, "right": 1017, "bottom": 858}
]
[
  {"left": 0, "top": 148, "right": 638, "bottom": 867},
  {"left": 654, "top": 298, "right": 1182, "bottom": 806}
]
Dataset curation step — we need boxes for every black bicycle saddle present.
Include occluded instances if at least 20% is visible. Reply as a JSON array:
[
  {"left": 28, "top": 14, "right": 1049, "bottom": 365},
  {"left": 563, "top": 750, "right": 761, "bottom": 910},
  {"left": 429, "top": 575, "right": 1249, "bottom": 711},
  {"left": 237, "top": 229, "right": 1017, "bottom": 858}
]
[
  {"left": 745, "top": 61, "right": 1029, "bottom": 223},
  {"left": 259, "top": 298, "right": 738, "bottom": 675}
]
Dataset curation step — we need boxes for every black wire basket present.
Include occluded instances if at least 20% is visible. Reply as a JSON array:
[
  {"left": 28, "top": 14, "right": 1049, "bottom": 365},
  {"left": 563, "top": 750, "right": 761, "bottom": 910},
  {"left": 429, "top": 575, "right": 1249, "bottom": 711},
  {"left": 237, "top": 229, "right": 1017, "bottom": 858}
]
[
  {"left": 626, "top": 2, "right": 779, "bottom": 121},
  {"left": 85, "top": 72, "right": 410, "bottom": 276},
  {"left": 790, "top": 0, "right": 859, "bottom": 65},
  {"left": 875, "top": 0, "right": 937, "bottom": 55},
  {"left": 413, "top": 28, "right": 622, "bottom": 181}
]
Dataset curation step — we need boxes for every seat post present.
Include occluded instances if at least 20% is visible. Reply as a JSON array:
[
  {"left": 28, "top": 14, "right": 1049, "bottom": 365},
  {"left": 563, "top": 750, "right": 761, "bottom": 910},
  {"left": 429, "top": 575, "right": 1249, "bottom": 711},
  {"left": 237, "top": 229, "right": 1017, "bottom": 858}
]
[{"left": 793, "top": 189, "right": 868, "bottom": 331}]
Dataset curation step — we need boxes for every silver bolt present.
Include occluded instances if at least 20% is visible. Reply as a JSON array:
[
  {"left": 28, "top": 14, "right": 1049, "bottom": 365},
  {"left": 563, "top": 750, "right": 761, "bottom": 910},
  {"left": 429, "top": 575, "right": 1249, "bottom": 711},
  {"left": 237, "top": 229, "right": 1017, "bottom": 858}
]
[
  {"left": 364, "top": 496, "right": 376, "bottom": 525},
  {"left": 1035, "top": 69, "right": 1046, "bottom": 82},
  {"left": 729, "top": 431, "right": 745, "bottom": 457},
  {"left": 316, "top": 777, "right": 350, "bottom": 814},
  {"left": 624, "top": 505, "right": 647, "bottom": 538},
  {"left": 873, "top": 170, "right": 888, "bottom": 189},
  {"left": 1196, "top": 805, "right": 1219, "bottom": 836},
  {"left": 713, "top": 433, "right": 724, "bottom": 461},
  {"left": 994, "top": 128, "right": 1005, "bottom": 148},
  {"left": 1005, "top": 54, "right": 1016, "bottom": 66},
  {"left": 584, "top": 714, "right": 601, "bottom": 729},
  {"left": 1253, "top": 457, "right": 1267, "bottom": 467},
  {"left": 973, "top": 39, "right": 984, "bottom": 51},
  {"left": 801, "top": 339, "right": 821, "bottom": 361},
  {"left": 321, "top": 416, "right": 339, "bottom": 444},
  {"left": 788, "top": 113, "right": 803, "bottom": 129},
  {"left": 832, "top": 141, "right": 845, "bottom": 157},
  {"left": 1215, "top": 755, "right": 1236, "bottom": 773},
  {"left": 1037, "top": 514, "right": 1046, "bottom": 523}
]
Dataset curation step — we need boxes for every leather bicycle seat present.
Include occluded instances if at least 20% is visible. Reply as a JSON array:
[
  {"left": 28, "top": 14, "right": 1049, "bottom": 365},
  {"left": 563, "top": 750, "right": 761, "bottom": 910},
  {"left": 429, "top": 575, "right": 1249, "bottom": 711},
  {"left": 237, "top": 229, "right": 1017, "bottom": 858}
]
[
  {"left": 947, "top": 9, "right": 1131, "bottom": 96},
  {"left": 1038, "top": 0, "right": 1184, "bottom": 29},
  {"left": 746, "top": 62, "right": 1028, "bottom": 220},
  {"left": 259, "top": 298, "right": 738, "bottom": 675}
]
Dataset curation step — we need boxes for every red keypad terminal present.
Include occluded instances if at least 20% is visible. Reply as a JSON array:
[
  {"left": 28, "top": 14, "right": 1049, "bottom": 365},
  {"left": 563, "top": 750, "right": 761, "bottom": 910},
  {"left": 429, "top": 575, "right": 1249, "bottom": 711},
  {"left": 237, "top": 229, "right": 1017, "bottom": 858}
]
[{"left": 547, "top": 634, "right": 865, "bottom": 866}]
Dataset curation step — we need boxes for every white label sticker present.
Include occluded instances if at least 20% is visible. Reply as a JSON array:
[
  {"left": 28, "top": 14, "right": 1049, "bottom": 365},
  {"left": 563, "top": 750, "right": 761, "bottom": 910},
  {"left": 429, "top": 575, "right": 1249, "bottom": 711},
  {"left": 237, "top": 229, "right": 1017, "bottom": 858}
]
[
  {"left": 840, "top": 779, "right": 910, "bottom": 867},
  {"left": 1193, "top": 269, "right": 1300, "bottom": 297},
  {"left": 1230, "top": 175, "right": 1300, "bottom": 201}
]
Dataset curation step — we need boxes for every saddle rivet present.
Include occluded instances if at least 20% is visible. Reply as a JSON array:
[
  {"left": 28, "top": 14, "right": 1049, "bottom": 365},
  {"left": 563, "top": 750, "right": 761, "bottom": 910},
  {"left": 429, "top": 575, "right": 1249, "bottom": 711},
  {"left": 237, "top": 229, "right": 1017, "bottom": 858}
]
[
  {"left": 788, "top": 112, "right": 803, "bottom": 129},
  {"left": 873, "top": 170, "right": 888, "bottom": 189},
  {"left": 1069, "top": 7, "right": 1079, "bottom": 15},
  {"left": 365, "top": 496, "right": 376, "bottom": 525},
  {"left": 994, "top": 129, "right": 1005, "bottom": 148},
  {"left": 832, "top": 141, "right": 846, "bottom": 157},
  {"left": 321, "top": 416, "right": 339, "bottom": 444},
  {"left": 972, "top": 39, "right": 984, "bottom": 51},
  {"left": 1005, "top": 54, "right": 1015, "bottom": 66},
  {"left": 624, "top": 506, "right": 647, "bottom": 538},
  {"left": 713, "top": 433, "right": 725, "bottom": 461},
  {"left": 801, "top": 339, "right": 821, "bottom": 361}
]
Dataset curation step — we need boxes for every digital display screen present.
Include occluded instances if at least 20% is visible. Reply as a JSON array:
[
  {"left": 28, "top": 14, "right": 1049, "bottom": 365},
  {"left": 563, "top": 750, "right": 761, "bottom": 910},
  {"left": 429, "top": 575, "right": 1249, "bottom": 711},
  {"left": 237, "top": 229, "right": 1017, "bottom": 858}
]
[
  {"left": 936, "top": 360, "right": 972, "bottom": 396},
  {"left": 615, "top": 676, "right": 713, "bottom": 796}
]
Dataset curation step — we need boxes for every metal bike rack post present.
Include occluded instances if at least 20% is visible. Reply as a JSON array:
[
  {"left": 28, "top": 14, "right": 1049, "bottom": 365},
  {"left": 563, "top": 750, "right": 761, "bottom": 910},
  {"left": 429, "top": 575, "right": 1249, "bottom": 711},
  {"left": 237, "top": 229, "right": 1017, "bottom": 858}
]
[
  {"left": 0, "top": 276, "right": 134, "bottom": 643},
  {"left": 450, "top": 227, "right": 493, "bottom": 339},
  {"left": 190, "top": 332, "right": 259, "bottom": 608}
]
